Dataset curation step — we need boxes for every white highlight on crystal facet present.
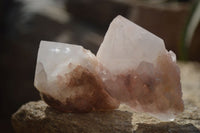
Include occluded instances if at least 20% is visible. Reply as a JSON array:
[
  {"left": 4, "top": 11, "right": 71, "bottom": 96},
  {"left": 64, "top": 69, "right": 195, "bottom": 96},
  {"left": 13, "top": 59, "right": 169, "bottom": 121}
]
[
  {"left": 169, "top": 50, "right": 177, "bottom": 62},
  {"left": 51, "top": 48, "right": 60, "bottom": 53}
]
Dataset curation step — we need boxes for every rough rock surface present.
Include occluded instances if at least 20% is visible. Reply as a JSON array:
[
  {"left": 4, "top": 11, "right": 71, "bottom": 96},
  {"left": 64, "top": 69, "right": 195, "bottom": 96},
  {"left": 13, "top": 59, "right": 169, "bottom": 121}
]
[
  {"left": 12, "top": 62, "right": 200, "bottom": 133},
  {"left": 12, "top": 101, "right": 132, "bottom": 133}
]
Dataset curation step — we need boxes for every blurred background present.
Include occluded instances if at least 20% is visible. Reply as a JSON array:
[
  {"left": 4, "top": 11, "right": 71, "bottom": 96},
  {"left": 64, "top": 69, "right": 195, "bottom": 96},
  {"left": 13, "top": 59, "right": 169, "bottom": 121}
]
[{"left": 0, "top": 0, "right": 200, "bottom": 132}]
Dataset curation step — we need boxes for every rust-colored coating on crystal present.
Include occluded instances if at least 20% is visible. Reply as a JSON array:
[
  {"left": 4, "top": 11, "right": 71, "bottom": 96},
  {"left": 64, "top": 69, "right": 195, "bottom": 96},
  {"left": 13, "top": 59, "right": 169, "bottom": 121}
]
[
  {"left": 102, "top": 53, "right": 183, "bottom": 117},
  {"left": 41, "top": 66, "right": 119, "bottom": 113}
]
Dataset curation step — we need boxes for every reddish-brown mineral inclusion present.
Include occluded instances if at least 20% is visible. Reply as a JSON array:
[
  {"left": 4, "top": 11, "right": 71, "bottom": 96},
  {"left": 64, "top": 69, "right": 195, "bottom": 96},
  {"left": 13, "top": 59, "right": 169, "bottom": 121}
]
[
  {"left": 99, "top": 52, "right": 183, "bottom": 120},
  {"left": 41, "top": 66, "right": 119, "bottom": 112}
]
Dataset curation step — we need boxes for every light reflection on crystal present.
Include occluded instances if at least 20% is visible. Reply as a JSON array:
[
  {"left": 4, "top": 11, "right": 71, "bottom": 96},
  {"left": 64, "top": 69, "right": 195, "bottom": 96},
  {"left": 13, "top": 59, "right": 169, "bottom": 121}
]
[{"left": 51, "top": 47, "right": 60, "bottom": 53}]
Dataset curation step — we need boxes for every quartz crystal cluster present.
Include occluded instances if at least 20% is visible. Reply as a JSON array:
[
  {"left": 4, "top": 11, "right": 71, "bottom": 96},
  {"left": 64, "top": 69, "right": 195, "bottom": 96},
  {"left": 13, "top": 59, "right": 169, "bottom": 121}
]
[{"left": 34, "top": 15, "right": 183, "bottom": 120}]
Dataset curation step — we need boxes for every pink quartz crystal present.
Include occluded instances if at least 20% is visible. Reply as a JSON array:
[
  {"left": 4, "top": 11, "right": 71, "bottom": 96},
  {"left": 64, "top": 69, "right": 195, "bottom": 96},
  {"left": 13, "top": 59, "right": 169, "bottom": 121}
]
[
  {"left": 97, "top": 15, "right": 184, "bottom": 120},
  {"left": 34, "top": 41, "right": 119, "bottom": 112}
]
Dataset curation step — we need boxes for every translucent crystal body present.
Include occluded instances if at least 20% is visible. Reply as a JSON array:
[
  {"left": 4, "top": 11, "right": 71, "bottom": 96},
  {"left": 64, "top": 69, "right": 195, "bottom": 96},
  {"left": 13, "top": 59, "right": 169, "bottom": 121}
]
[
  {"left": 97, "top": 16, "right": 184, "bottom": 120},
  {"left": 34, "top": 41, "right": 119, "bottom": 112}
]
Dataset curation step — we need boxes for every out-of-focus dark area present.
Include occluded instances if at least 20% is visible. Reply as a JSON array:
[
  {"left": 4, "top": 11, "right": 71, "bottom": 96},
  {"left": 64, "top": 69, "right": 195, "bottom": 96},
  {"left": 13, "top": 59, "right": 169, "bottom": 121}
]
[{"left": 0, "top": 0, "right": 199, "bottom": 132}]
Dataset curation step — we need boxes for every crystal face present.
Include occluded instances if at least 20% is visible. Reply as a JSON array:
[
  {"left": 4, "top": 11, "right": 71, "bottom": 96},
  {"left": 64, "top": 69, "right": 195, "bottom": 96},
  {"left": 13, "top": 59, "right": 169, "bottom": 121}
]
[
  {"left": 34, "top": 16, "right": 183, "bottom": 121},
  {"left": 97, "top": 15, "right": 166, "bottom": 73},
  {"left": 97, "top": 15, "right": 183, "bottom": 120},
  {"left": 34, "top": 41, "right": 119, "bottom": 112}
]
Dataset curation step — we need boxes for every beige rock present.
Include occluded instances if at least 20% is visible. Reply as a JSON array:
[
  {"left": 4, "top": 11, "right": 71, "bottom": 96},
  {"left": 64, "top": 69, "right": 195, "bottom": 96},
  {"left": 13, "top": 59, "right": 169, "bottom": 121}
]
[
  {"left": 12, "top": 101, "right": 132, "bottom": 133},
  {"left": 11, "top": 99, "right": 200, "bottom": 133}
]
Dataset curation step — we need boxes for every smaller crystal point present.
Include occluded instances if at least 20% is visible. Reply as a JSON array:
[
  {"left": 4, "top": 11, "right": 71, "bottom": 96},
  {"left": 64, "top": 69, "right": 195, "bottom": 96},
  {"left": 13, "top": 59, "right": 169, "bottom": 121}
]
[
  {"left": 34, "top": 41, "right": 119, "bottom": 112},
  {"left": 97, "top": 15, "right": 184, "bottom": 120}
]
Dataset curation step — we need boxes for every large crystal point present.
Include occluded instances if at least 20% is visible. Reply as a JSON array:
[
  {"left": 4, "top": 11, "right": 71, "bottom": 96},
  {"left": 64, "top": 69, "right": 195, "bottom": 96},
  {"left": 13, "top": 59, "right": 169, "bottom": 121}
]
[
  {"left": 97, "top": 15, "right": 184, "bottom": 121},
  {"left": 34, "top": 41, "right": 119, "bottom": 112}
]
